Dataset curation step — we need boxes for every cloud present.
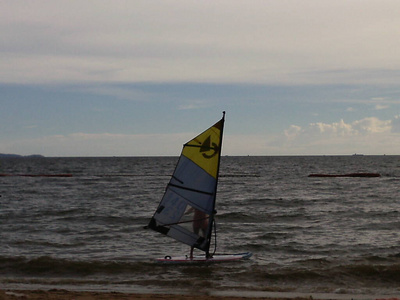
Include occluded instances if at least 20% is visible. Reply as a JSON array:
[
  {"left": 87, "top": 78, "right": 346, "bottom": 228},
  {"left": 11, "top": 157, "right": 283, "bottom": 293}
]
[
  {"left": 287, "top": 117, "right": 392, "bottom": 138},
  {"left": 352, "top": 117, "right": 391, "bottom": 134},
  {"left": 280, "top": 116, "right": 399, "bottom": 155},
  {"left": 391, "top": 115, "right": 400, "bottom": 133},
  {"left": 375, "top": 104, "right": 389, "bottom": 110},
  {"left": 177, "top": 101, "right": 212, "bottom": 110},
  {"left": 284, "top": 125, "right": 302, "bottom": 141},
  {"left": 79, "top": 85, "right": 154, "bottom": 101},
  {"left": 2, "top": 116, "right": 400, "bottom": 156},
  {"left": 2, "top": 1, "right": 400, "bottom": 85}
]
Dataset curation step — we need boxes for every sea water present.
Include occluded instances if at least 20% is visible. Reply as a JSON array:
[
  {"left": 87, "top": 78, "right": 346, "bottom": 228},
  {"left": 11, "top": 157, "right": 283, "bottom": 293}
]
[{"left": 1, "top": 156, "right": 400, "bottom": 297}]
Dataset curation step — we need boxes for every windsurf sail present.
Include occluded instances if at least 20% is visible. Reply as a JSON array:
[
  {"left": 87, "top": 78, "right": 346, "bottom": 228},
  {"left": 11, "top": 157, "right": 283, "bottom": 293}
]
[{"left": 147, "top": 112, "right": 225, "bottom": 256}]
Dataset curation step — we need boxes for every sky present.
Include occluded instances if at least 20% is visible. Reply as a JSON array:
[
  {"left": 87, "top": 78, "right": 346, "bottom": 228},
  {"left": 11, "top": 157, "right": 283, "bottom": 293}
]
[{"left": 1, "top": 0, "right": 400, "bottom": 156}]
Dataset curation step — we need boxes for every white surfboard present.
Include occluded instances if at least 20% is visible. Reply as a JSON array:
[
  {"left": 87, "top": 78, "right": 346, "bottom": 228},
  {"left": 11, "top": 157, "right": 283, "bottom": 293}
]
[{"left": 155, "top": 252, "right": 252, "bottom": 264}]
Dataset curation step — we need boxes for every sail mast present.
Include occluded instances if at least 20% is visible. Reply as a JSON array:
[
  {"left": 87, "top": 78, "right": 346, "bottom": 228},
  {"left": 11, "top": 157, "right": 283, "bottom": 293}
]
[{"left": 205, "top": 111, "right": 225, "bottom": 257}]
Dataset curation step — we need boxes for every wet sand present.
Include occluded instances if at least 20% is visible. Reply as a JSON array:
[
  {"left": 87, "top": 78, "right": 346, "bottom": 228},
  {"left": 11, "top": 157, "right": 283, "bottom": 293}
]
[
  {"left": 0, "top": 289, "right": 311, "bottom": 300},
  {"left": 2, "top": 289, "right": 399, "bottom": 300}
]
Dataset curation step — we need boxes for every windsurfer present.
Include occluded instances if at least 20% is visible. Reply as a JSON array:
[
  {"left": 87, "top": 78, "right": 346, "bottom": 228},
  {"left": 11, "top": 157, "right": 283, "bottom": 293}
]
[
  {"left": 193, "top": 209, "right": 208, "bottom": 236},
  {"left": 187, "top": 207, "right": 209, "bottom": 259}
]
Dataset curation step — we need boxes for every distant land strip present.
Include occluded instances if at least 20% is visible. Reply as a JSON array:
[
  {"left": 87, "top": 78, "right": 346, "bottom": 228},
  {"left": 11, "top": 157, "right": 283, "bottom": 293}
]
[{"left": 0, "top": 153, "right": 44, "bottom": 158}]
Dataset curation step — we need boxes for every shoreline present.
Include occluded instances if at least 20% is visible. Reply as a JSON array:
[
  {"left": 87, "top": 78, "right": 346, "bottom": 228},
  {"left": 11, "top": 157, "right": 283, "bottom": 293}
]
[
  {"left": 0, "top": 289, "right": 304, "bottom": 300},
  {"left": 1, "top": 289, "right": 399, "bottom": 300}
]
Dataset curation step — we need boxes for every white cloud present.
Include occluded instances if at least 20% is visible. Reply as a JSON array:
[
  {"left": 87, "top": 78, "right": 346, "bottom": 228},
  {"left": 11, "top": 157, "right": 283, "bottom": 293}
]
[
  {"left": 310, "top": 119, "right": 355, "bottom": 136},
  {"left": 352, "top": 117, "right": 391, "bottom": 134},
  {"left": 279, "top": 116, "right": 400, "bottom": 155},
  {"left": 284, "top": 125, "right": 302, "bottom": 140},
  {"left": 375, "top": 104, "right": 389, "bottom": 110}
]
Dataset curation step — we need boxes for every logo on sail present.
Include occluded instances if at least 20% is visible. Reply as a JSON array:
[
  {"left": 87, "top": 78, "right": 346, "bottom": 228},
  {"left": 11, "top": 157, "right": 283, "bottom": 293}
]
[{"left": 200, "top": 136, "right": 219, "bottom": 159}]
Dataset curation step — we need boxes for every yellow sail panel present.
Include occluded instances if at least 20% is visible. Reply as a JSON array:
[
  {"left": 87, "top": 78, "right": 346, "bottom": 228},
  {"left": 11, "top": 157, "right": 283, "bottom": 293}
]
[{"left": 182, "top": 120, "right": 223, "bottom": 179}]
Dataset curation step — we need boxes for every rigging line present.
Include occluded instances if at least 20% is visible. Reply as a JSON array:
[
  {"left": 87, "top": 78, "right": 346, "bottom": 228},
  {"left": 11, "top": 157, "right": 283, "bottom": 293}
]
[
  {"left": 171, "top": 175, "right": 184, "bottom": 184},
  {"left": 168, "top": 183, "right": 214, "bottom": 196}
]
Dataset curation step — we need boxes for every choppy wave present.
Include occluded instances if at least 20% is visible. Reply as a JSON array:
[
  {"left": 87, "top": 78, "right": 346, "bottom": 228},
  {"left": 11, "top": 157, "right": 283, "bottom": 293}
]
[
  {"left": 0, "top": 256, "right": 153, "bottom": 277},
  {"left": 2, "top": 254, "right": 400, "bottom": 294}
]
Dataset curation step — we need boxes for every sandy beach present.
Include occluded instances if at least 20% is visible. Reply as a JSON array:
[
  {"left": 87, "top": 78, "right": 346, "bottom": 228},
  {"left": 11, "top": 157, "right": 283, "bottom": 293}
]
[
  {"left": 0, "top": 289, "right": 313, "bottom": 300},
  {"left": 2, "top": 289, "right": 400, "bottom": 300}
]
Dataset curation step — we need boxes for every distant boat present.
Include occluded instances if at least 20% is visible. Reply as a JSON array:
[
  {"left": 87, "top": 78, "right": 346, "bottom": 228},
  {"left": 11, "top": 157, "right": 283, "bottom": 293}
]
[
  {"left": 146, "top": 112, "right": 252, "bottom": 263},
  {"left": 352, "top": 153, "right": 364, "bottom": 156}
]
